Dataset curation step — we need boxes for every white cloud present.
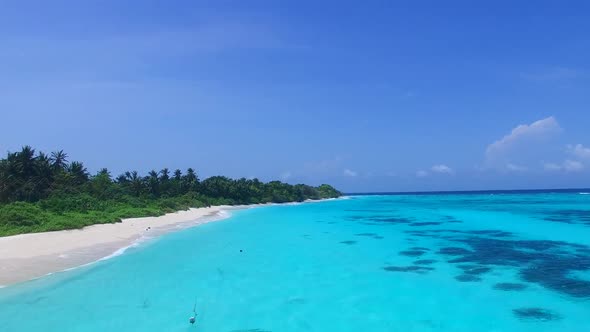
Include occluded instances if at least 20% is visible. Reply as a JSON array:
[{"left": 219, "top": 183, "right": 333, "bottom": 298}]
[
  {"left": 485, "top": 116, "right": 561, "bottom": 162},
  {"left": 343, "top": 169, "right": 358, "bottom": 177},
  {"left": 506, "top": 163, "right": 528, "bottom": 172},
  {"left": 544, "top": 143, "right": 590, "bottom": 173},
  {"left": 543, "top": 163, "right": 562, "bottom": 171},
  {"left": 563, "top": 160, "right": 584, "bottom": 172},
  {"left": 431, "top": 164, "right": 453, "bottom": 174},
  {"left": 567, "top": 144, "right": 590, "bottom": 160},
  {"left": 280, "top": 171, "right": 292, "bottom": 180},
  {"left": 416, "top": 170, "right": 429, "bottom": 178},
  {"left": 543, "top": 160, "right": 584, "bottom": 172}
]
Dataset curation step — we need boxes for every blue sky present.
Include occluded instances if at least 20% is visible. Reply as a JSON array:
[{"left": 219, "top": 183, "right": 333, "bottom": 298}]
[{"left": 1, "top": 1, "right": 589, "bottom": 192}]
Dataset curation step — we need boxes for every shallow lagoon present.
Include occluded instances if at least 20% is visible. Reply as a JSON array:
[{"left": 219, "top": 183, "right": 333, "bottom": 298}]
[{"left": 1, "top": 192, "right": 590, "bottom": 331}]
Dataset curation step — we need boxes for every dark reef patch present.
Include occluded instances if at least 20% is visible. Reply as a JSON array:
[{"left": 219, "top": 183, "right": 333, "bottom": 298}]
[
  {"left": 438, "top": 247, "right": 473, "bottom": 256},
  {"left": 455, "top": 274, "right": 482, "bottom": 282},
  {"left": 355, "top": 232, "right": 384, "bottom": 240},
  {"left": 410, "top": 222, "right": 443, "bottom": 227},
  {"left": 345, "top": 215, "right": 366, "bottom": 221},
  {"left": 513, "top": 308, "right": 561, "bottom": 321},
  {"left": 494, "top": 283, "right": 528, "bottom": 291},
  {"left": 468, "top": 230, "right": 513, "bottom": 237},
  {"left": 411, "top": 232, "right": 590, "bottom": 298},
  {"left": 399, "top": 250, "right": 427, "bottom": 257},
  {"left": 371, "top": 216, "right": 414, "bottom": 224},
  {"left": 339, "top": 240, "right": 357, "bottom": 245},
  {"left": 346, "top": 215, "right": 414, "bottom": 225},
  {"left": 458, "top": 265, "right": 492, "bottom": 275},
  {"left": 347, "top": 204, "right": 590, "bottom": 300},
  {"left": 520, "top": 258, "right": 590, "bottom": 298},
  {"left": 543, "top": 209, "right": 590, "bottom": 226},
  {"left": 383, "top": 266, "right": 434, "bottom": 273},
  {"left": 446, "top": 219, "right": 463, "bottom": 223},
  {"left": 344, "top": 209, "right": 390, "bottom": 212},
  {"left": 405, "top": 229, "right": 514, "bottom": 239}
]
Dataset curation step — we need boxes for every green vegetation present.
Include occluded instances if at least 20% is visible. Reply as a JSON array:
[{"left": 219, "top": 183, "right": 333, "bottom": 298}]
[{"left": 0, "top": 146, "right": 341, "bottom": 236}]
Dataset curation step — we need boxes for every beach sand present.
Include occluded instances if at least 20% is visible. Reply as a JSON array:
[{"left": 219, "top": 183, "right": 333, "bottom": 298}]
[{"left": 0, "top": 205, "right": 241, "bottom": 286}]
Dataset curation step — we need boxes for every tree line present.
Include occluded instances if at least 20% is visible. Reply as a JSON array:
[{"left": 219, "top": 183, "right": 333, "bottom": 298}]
[{"left": 0, "top": 146, "right": 341, "bottom": 236}]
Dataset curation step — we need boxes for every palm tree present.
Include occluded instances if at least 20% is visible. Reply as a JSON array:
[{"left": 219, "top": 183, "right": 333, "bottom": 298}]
[
  {"left": 50, "top": 150, "right": 68, "bottom": 171},
  {"left": 3, "top": 146, "right": 38, "bottom": 201},
  {"left": 90, "top": 168, "right": 113, "bottom": 199},
  {"left": 97, "top": 168, "right": 111, "bottom": 178},
  {"left": 0, "top": 159, "right": 9, "bottom": 202},
  {"left": 173, "top": 169, "right": 182, "bottom": 181},
  {"left": 14, "top": 146, "right": 36, "bottom": 179},
  {"left": 115, "top": 174, "right": 128, "bottom": 183},
  {"left": 158, "top": 168, "right": 171, "bottom": 196},
  {"left": 33, "top": 152, "right": 53, "bottom": 199},
  {"left": 160, "top": 168, "right": 170, "bottom": 182},
  {"left": 129, "top": 171, "right": 143, "bottom": 196},
  {"left": 68, "top": 161, "right": 89, "bottom": 185},
  {"left": 170, "top": 169, "right": 183, "bottom": 196},
  {"left": 147, "top": 170, "right": 160, "bottom": 197},
  {"left": 182, "top": 168, "right": 199, "bottom": 192}
]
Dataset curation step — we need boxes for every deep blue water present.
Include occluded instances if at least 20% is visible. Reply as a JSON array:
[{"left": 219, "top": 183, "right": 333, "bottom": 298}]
[{"left": 1, "top": 192, "right": 590, "bottom": 331}]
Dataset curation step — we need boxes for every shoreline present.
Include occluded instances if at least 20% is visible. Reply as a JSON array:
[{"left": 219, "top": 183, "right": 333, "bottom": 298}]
[
  {"left": 0, "top": 205, "right": 249, "bottom": 287},
  {"left": 0, "top": 198, "right": 341, "bottom": 287}
]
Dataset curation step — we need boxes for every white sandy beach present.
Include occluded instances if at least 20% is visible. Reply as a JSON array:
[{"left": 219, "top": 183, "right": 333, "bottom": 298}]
[{"left": 0, "top": 205, "right": 241, "bottom": 286}]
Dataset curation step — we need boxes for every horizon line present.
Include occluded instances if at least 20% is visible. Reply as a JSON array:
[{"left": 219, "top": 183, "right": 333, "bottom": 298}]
[{"left": 346, "top": 187, "right": 590, "bottom": 195}]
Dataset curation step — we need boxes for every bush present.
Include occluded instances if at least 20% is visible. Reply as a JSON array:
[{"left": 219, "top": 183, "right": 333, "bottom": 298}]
[
  {"left": 39, "top": 193, "right": 105, "bottom": 213},
  {"left": 0, "top": 202, "right": 49, "bottom": 227}
]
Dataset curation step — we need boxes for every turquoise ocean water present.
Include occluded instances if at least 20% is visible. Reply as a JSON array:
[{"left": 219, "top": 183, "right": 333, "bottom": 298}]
[{"left": 1, "top": 192, "right": 590, "bottom": 331}]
